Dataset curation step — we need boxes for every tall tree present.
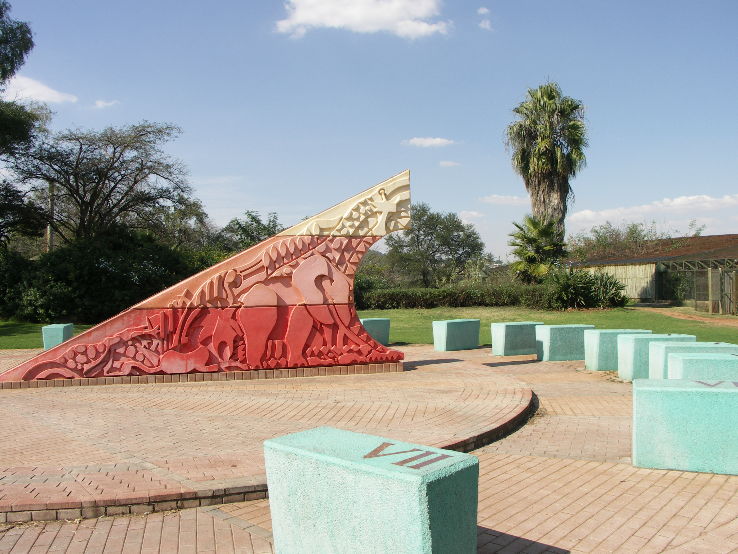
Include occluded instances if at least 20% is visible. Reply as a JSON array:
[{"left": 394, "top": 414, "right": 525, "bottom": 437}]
[
  {"left": 385, "top": 203, "right": 485, "bottom": 287},
  {"left": 217, "top": 211, "right": 285, "bottom": 252},
  {"left": 0, "top": 180, "right": 45, "bottom": 245},
  {"left": 9, "top": 122, "right": 191, "bottom": 243},
  {"left": 0, "top": 0, "right": 33, "bottom": 82},
  {"left": 0, "top": 0, "right": 43, "bottom": 158},
  {"left": 507, "top": 82, "right": 587, "bottom": 233},
  {"left": 508, "top": 215, "right": 567, "bottom": 284}
]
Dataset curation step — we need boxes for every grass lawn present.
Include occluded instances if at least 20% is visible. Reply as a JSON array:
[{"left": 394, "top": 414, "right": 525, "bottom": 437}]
[
  {"left": 357, "top": 306, "right": 738, "bottom": 345},
  {"left": 0, "top": 321, "right": 94, "bottom": 349},
  {"left": 1, "top": 306, "right": 735, "bottom": 349}
]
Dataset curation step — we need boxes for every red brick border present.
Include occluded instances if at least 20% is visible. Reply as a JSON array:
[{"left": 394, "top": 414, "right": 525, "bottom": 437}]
[{"left": 0, "top": 362, "right": 404, "bottom": 390}]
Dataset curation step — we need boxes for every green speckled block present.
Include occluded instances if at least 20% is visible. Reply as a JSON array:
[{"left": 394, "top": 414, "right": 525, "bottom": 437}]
[
  {"left": 584, "top": 329, "right": 652, "bottom": 371},
  {"left": 633, "top": 379, "right": 738, "bottom": 475},
  {"left": 264, "top": 426, "right": 478, "bottom": 554},
  {"left": 648, "top": 342, "right": 738, "bottom": 379},
  {"left": 41, "top": 323, "right": 74, "bottom": 350},
  {"left": 432, "top": 319, "right": 480, "bottom": 351},
  {"left": 668, "top": 353, "right": 738, "bottom": 380},
  {"left": 535, "top": 324, "right": 595, "bottom": 361},
  {"left": 360, "top": 318, "right": 390, "bottom": 346},
  {"left": 617, "top": 334, "right": 696, "bottom": 381},
  {"left": 491, "top": 322, "right": 543, "bottom": 356}
]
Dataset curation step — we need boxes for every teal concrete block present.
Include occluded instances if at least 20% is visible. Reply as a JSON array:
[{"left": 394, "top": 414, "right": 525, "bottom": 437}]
[
  {"left": 42, "top": 323, "right": 74, "bottom": 350},
  {"left": 360, "top": 318, "right": 390, "bottom": 346},
  {"left": 617, "top": 334, "right": 696, "bottom": 381},
  {"left": 491, "top": 322, "right": 543, "bottom": 356},
  {"left": 264, "top": 426, "right": 479, "bottom": 554},
  {"left": 668, "top": 353, "right": 738, "bottom": 380},
  {"left": 584, "top": 329, "right": 652, "bottom": 371},
  {"left": 633, "top": 379, "right": 738, "bottom": 475},
  {"left": 649, "top": 342, "right": 738, "bottom": 379},
  {"left": 432, "top": 319, "right": 480, "bottom": 351},
  {"left": 535, "top": 324, "right": 595, "bottom": 361}
]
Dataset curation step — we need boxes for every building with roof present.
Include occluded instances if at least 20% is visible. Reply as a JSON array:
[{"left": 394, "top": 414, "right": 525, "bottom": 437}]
[{"left": 575, "top": 234, "right": 738, "bottom": 314}]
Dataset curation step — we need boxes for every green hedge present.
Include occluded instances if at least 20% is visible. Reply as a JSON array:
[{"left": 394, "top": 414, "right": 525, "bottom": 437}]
[
  {"left": 359, "top": 283, "right": 553, "bottom": 310},
  {"left": 358, "top": 269, "right": 627, "bottom": 311}
]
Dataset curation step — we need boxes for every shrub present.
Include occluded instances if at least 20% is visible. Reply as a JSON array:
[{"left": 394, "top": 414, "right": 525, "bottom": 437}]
[
  {"left": 15, "top": 230, "right": 195, "bottom": 323},
  {"left": 546, "top": 268, "right": 626, "bottom": 310},
  {"left": 0, "top": 248, "right": 33, "bottom": 318}
]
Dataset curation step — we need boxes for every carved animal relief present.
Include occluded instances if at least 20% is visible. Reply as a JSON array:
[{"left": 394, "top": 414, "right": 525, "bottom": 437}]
[{"left": 2, "top": 171, "right": 411, "bottom": 382}]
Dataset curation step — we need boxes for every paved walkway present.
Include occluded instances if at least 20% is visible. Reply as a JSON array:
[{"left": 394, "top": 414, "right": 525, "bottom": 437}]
[
  {"left": 2, "top": 347, "right": 738, "bottom": 553},
  {"left": 0, "top": 347, "right": 531, "bottom": 518}
]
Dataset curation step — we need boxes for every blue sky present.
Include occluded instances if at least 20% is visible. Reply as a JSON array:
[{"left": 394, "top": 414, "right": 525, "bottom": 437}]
[{"left": 5, "top": 0, "right": 738, "bottom": 258}]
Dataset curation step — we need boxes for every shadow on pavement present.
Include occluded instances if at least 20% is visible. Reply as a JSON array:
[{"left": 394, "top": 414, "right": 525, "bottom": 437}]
[
  {"left": 478, "top": 525, "right": 569, "bottom": 553},
  {"left": 484, "top": 359, "right": 539, "bottom": 368},
  {"left": 403, "top": 358, "right": 462, "bottom": 370}
]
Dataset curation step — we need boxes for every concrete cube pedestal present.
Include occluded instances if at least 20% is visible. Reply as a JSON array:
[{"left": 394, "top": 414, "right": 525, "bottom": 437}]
[
  {"left": 649, "top": 342, "right": 738, "bottom": 379},
  {"left": 633, "top": 379, "right": 738, "bottom": 475},
  {"left": 264, "top": 426, "right": 479, "bottom": 554},
  {"left": 432, "top": 319, "right": 480, "bottom": 351},
  {"left": 668, "top": 353, "right": 738, "bottom": 380},
  {"left": 617, "top": 334, "right": 696, "bottom": 381},
  {"left": 535, "top": 324, "right": 595, "bottom": 361},
  {"left": 491, "top": 322, "right": 543, "bottom": 356},
  {"left": 41, "top": 324, "right": 74, "bottom": 350},
  {"left": 360, "top": 318, "right": 391, "bottom": 346},
  {"left": 584, "top": 329, "right": 652, "bottom": 371}
]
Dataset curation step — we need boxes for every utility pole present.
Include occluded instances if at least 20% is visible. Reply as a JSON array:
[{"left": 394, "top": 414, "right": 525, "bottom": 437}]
[{"left": 46, "top": 181, "right": 55, "bottom": 252}]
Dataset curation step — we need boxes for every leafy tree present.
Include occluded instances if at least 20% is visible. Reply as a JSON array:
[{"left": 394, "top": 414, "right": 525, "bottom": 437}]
[
  {"left": 216, "top": 210, "right": 284, "bottom": 251},
  {"left": 144, "top": 196, "right": 217, "bottom": 250},
  {"left": 0, "top": 180, "right": 45, "bottom": 244},
  {"left": 507, "top": 82, "right": 587, "bottom": 233},
  {"left": 567, "top": 220, "right": 705, "bottom": 262},
  {"left": 15, "top": 228, "right": 194, "bottom": 323},
  {"left": 0, "top": 0, "right": 32, "bottom": 82},
  {"left": 8, "top": 122, "right": 190, "bottom": 243},
  {"left": 508, "top": 215, "right": 567, "bottom": 284},
  {"left": 0, "top": 1, "right": 44, "bottom": 158},
  {"left": 385, "top": 203, "right": 485, "bottom": 287}
]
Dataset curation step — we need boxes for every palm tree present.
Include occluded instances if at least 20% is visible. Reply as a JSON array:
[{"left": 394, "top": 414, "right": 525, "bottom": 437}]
[
  {"left": 507, "top": 82, "right": 587, "bottom": 233},
  {"left": 508, "top": 215, "right": 567, "bottom": 284}
]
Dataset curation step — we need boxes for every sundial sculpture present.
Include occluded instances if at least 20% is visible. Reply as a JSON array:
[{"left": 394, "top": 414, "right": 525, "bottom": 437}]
[{"left": 1, "top": 171, "right": 410, "bottom": 382}]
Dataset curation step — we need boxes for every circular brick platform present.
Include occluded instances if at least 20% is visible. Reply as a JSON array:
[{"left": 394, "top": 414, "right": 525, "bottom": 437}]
[{"left": 0, "top": 346, "right": 533, "bottom": 522}]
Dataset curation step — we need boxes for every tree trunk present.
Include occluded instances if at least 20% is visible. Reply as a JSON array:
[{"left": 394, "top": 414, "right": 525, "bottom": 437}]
[{"left": 526, "top": 177, "right": 569, "bottom": 235}]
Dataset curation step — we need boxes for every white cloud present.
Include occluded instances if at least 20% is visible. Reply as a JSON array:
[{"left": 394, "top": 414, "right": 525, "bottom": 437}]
[
  {"left": 569, "top": 194, "right": 738, "bottom": 224},
  {"left": 480, "top": 194, "right": 528, "bottom": 206},
  {"left": 479, "top": 19, "right": 492, "bottom": 30},
  {"left": 276, "top": 0, "right": 450, "bottom": 39},
  {"left": 459, "top": 210, "right": 483, "bottom": 223},
  {"left": 93, "top": 99, "right": 119, "bottom": 109},
  {"left": 477, "top": 7, "right": 490, "bottom": 15},
  {"left": 439, "top": 160, "right": 460, "bottom": 167},
  {"left": 2, "top": 76, "right": 77, "bottom": 104},
  {"left": 404, "top": 137, "right": 454, "bottom": 147}
]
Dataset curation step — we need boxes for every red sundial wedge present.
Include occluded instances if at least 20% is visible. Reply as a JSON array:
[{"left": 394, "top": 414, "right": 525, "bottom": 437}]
[{"left": 1, "top": 171, "right": 411, "bottom": 382}]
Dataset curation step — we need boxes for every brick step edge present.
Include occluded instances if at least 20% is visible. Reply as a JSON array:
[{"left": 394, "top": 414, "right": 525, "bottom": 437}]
[
  {"left": 0, "top": 487, "right": 269, "bottom": 524},
  {"left": 444, "top": 389, "right": 537, "bottom": 453},
  {"left": 0, "top": 362, "right": 404, "bottom": 390}
]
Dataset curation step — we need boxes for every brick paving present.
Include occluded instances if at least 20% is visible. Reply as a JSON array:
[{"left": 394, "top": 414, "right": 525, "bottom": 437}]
[
  {"left": 2, "top": 346, "right": 738, "bottom": 553},
  {"left": 0, "top": 346, "right": 531, "bottom": 521}
]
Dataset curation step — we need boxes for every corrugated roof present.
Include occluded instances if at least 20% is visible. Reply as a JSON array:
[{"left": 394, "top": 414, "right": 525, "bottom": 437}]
[{"left": 578, "top": 234, "right": 738, "bottom": 266}]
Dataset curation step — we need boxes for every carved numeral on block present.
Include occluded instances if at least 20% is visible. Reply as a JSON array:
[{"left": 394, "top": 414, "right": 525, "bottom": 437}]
[{"left": 363, "top": 442, "right": 452, "bottom": 470}]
